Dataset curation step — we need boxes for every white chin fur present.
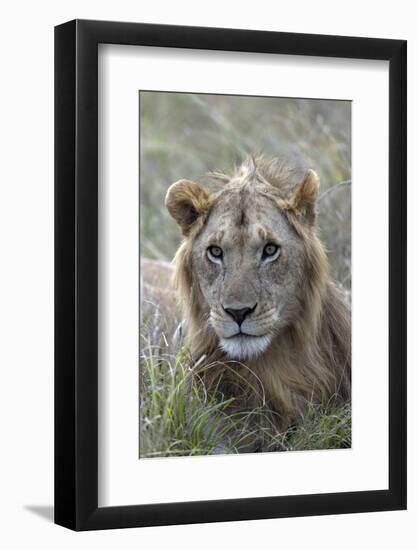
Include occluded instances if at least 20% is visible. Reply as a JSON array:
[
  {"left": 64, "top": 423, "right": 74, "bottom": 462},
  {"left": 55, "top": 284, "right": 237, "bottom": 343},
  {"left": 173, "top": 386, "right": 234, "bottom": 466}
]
[{"left": 219, "top": 334, "right": 272, "bottom": 360}]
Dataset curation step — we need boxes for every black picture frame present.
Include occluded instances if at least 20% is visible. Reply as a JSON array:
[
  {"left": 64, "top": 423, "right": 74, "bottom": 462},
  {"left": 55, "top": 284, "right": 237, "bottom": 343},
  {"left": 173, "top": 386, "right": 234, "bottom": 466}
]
[{"left": 55, "top": 19, "right": 407, "bottom": 531}]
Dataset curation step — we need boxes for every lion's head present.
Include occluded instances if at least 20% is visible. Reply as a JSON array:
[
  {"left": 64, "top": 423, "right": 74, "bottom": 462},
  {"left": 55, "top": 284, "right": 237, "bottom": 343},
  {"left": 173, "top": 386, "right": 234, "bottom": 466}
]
[{"left": 165, "top": 158, "right": 328, "bottom": 362}]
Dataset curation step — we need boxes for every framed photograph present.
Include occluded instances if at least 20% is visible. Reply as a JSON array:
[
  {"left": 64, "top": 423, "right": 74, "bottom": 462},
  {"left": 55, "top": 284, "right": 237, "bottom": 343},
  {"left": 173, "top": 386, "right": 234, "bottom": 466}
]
[{"left": 55, "top": 19, "right": 406, "bottom": 530}]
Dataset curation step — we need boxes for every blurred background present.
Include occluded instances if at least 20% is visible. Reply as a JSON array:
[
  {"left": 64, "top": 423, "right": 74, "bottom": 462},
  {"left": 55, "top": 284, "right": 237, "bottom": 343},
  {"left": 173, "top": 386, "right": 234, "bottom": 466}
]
[
  {"left": 140, "top": 91, "right": 351, "bottom": 292},
  {"left": 139, "top": 92, "right": 352, "bottom": 457}
]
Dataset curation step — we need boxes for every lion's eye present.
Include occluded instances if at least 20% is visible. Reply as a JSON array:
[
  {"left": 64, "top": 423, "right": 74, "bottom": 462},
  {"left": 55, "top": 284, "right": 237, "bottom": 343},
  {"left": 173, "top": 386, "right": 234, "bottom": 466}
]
[
  {"left": 207, "top": 245, "right": 223, "bottom": 263},
  {"left": 262, "top": 243, "right": 280, "bottom": 262}
]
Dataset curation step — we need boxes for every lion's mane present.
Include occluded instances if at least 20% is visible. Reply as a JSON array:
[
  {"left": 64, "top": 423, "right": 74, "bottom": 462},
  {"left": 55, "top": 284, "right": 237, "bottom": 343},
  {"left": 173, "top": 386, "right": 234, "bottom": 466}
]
[{"left": 170, "top": 158, "right": 351, "bottom": 431}]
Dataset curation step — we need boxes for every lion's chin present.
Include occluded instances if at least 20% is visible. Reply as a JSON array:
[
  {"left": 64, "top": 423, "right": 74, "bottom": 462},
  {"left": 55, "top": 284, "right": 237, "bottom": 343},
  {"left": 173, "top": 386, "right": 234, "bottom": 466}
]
[{"left": 219, "top": 334, "right": 272, "bottom": 360}]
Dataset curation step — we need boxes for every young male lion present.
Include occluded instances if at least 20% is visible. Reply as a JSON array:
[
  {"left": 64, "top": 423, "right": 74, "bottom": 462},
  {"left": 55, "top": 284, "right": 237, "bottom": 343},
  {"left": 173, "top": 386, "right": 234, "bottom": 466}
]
[{"left": 165, "top": 157, "right": 351, "bottom": 440}]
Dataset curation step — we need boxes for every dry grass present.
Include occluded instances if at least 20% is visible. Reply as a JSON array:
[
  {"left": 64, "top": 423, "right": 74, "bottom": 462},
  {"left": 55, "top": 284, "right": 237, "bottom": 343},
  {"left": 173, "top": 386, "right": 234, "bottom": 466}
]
[
  {"left": 139, "top": 92, "right": 351, "bottom": 457},
  {"left": 140, "top": 302, "right": 351, "bottom": 458}
]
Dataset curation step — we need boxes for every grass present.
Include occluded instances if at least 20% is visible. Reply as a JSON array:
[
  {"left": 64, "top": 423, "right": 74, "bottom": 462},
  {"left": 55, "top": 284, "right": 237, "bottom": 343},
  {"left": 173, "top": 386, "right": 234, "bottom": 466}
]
[
  {"left": 140, "top": 338, "right": 248, "bottom": 457},
  {"left": 139, "top": 92, "right": 352, "bottom": 458},
  {"left": 139, "top": 332, "right": 351, "bottom": 458}
]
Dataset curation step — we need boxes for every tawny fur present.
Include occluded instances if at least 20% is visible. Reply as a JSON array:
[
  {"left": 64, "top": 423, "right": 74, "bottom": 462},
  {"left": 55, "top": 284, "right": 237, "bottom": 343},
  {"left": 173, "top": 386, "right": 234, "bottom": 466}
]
[{"left": 167, "top": 157, "right": 351, "bottom": 432}]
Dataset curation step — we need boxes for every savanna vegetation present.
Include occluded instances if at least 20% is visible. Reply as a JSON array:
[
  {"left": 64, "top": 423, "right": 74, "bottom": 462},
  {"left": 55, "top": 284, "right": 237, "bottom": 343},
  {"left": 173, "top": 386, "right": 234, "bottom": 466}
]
[{"left": 139, "top": 92, "right": 351, "bottom": 458}]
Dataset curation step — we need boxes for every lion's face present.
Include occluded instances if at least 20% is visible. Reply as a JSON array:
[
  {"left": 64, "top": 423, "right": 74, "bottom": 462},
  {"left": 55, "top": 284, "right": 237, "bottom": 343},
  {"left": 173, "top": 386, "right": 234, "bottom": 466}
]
[
  {"left": 165, "top": 161, "right": 320, "bottom": 360},
  {"left": 192, "top": 187, "right": 306, "bottom": 359}
]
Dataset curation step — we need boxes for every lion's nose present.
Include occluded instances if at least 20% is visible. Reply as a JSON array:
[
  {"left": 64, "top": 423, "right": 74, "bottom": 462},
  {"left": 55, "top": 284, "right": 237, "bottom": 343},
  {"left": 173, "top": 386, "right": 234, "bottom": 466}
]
[{"left": 223, "top": 304, "right": 257, "bottom": 326}]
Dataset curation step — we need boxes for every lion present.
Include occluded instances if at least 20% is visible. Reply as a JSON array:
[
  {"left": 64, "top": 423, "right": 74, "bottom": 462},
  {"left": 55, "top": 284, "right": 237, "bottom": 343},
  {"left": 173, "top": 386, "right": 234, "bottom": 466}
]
[{"left": 164, "top": 156, "right": 351, "bottom": 440}]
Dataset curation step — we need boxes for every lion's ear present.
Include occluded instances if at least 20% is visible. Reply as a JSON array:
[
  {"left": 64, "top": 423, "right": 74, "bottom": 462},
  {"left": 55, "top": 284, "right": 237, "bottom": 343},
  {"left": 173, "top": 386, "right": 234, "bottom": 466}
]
[
  {"left": 165, "top": 179, "right": 210, "bottom": 236},
  {"left": 289, "top": 169, "right": 320, "bottom": 225}
]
